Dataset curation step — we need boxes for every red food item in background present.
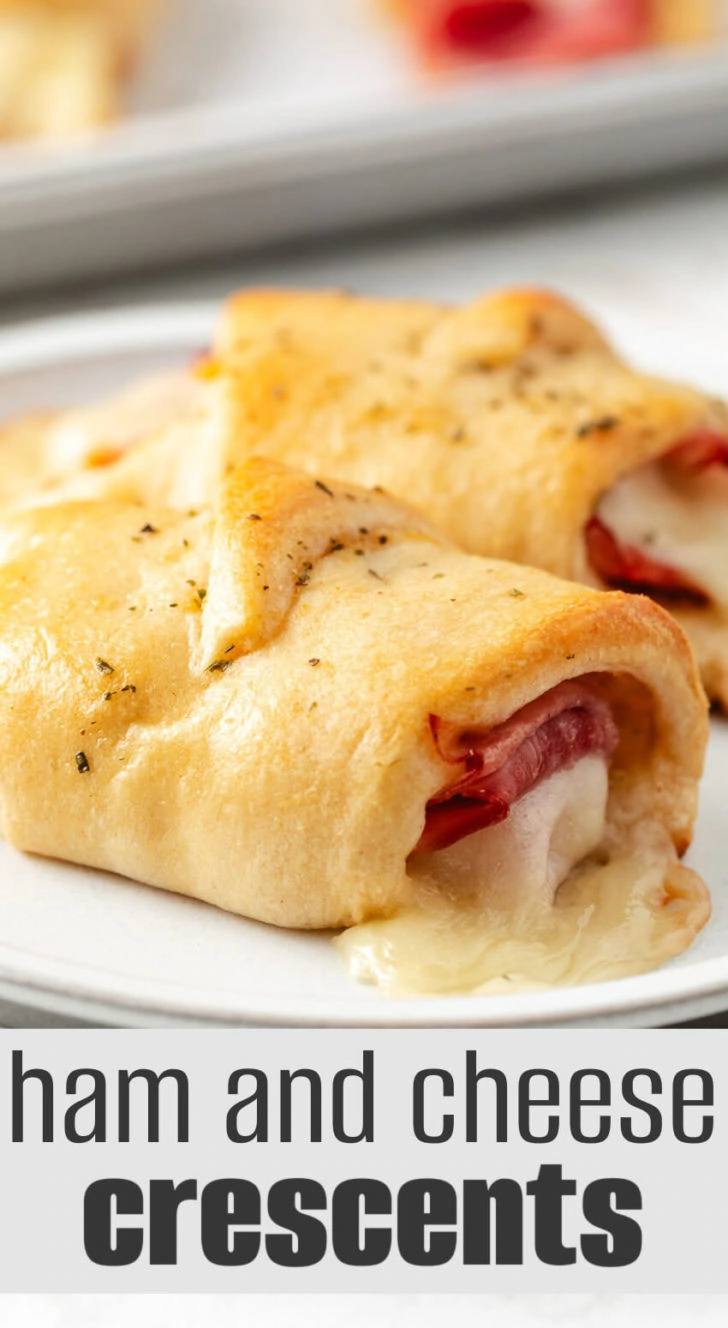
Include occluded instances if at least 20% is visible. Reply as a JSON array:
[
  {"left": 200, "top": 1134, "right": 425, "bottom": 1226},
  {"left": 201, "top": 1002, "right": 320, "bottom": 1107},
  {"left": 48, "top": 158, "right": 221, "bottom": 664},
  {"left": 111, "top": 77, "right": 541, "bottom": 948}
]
[
  {"left": 408, "top": 0, "right": 652, "bottom": 70},
  {"left": 416, "top": 681, "right": 618, "bottom": 853},
  {"left": 443, "top": 1, "right": 545, "bottom": 55},
  {"left": 584, "top": 514, "right": 709, "bottom": 605}
]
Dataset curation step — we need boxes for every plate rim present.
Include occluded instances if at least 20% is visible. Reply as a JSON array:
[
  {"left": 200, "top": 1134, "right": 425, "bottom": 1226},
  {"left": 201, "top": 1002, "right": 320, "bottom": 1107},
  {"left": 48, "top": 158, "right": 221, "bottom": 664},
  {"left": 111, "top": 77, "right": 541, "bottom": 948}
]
[{"left": 0, "top": 300, "right": 727, "bottom": 1029}]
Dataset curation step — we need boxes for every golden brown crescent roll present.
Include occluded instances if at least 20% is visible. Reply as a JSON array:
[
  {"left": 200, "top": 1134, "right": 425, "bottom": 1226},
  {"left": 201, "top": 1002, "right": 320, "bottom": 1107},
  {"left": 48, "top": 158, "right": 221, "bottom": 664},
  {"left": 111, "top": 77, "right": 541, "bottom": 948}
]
[
  {"left": 0, "top": 458, "right": 709, "bottom": 994},
  {"left": 14, "top": 287, "right": 727, "bottom": 707},
  {"left": 212, "top": 288, "right": 728, "bottom": 710},
  {"left": 0, "top": 0, "right": 163, "bottom": 141},
  {"left": 0, "top": 369, "right": 197, "bottom": 508}
]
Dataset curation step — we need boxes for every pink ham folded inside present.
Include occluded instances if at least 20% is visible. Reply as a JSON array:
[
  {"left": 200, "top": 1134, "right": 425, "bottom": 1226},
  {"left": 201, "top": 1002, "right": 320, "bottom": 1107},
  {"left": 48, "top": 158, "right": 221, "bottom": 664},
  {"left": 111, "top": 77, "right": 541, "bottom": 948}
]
[
  {"left": 417, "top": 680, "right": 618, "bottom": 854},
  {"left": 667, "top": 431, "right": 728, "bottom": 475},
  {"left": 585, "top": 516, "right": 709, "bottom": 604},
  {"left": 586, "top": 432, "right": 728, "bottom": 605}
]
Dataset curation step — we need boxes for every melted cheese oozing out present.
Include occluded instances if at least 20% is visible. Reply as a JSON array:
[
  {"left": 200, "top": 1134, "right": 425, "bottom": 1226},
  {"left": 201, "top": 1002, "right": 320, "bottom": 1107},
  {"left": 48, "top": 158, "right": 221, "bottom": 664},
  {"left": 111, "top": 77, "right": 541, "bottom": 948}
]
[
  {"left": 336, "top": 756, "right": 708, "bottom": 996},
  {"left": 597, "top": 461, "right": 728, "bottom": 610}
]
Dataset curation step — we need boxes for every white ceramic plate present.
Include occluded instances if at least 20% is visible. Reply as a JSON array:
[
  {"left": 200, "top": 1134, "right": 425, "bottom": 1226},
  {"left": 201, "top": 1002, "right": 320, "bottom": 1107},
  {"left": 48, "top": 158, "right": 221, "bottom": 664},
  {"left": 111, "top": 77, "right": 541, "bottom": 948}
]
[
  {"left": 3, "top": 0, "right": 728, "bottom": 296},
  {"left": 0, "top": 302, "right": 726, "bottom": 1029}
]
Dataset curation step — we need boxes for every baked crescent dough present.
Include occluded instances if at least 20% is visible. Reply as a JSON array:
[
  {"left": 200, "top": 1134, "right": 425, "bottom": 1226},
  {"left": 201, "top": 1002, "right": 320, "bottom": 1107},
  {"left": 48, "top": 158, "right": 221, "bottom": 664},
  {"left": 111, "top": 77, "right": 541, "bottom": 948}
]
[
  {"left": 72, "top": 286, "right": 728, "bottom": 707},
  {"left": 0, "top": 367, "right": 196, "bottom": 490},
  {"left": 4, "top": 288, "right": 728, "bottom": 709},
  {"left": 0, "top": 457, "right": 710, "bottom": 993},
  {"left": 212, "top": 288, "right": 728, "bottom": 715},
  {"left": 0, "top": 0, "right": 163, "bottom": 140}
]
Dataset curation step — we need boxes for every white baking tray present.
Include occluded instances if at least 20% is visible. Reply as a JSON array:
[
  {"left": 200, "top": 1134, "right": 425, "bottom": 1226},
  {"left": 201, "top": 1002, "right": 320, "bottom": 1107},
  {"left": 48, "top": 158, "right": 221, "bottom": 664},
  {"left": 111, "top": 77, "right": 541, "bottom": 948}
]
[{"left": 1, "top": 0, "right": 728, "bottom": 297}]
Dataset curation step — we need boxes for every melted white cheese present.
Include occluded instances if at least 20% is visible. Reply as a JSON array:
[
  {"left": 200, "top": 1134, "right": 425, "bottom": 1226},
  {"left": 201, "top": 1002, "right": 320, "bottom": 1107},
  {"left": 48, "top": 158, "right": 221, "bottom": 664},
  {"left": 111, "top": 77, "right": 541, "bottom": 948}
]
[
  {"left": 335, "top": 757, "right": 709, "bottom": 996},
  {"left": 410, "top": 756, "right": 609, "bottom": 913},
  {"left": 597, "top": 460, "right": 728, "bottom": 611}
]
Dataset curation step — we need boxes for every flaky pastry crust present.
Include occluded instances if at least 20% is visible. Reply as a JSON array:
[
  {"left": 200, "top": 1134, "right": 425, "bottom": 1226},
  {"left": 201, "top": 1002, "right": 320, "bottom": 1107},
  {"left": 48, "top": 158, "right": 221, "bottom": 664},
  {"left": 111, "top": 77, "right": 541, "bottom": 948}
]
[
  {"left": 0, "top": 458, "right": 708, "bottom": 930},
  {"left": 4, "top": 288, "right": 727, "bottom": 704}
]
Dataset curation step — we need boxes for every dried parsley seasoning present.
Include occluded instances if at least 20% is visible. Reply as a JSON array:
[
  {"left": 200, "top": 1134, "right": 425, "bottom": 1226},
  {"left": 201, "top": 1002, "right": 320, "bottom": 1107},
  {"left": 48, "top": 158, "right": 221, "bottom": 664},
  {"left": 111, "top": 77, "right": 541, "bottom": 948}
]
[
  {"left": 207, "top": 659, "right": 233, "bottom": 674},
  {"left": 576, "top": 416, "right": 619, "bottom": 439},
  {"left": 509, "top": 588, "right": 526, "bottom": 598},
  {"left": 95, "top": 658, "right": 114, "bottom": 675},
  {"left": 247, "top": 513, "right": 263, "bottom": 521},
  {"left": 75, "top": 752, "right": 90, "bottom": 774},
  {"left": 140, "top": 523, "right": 158, "bottom": 535},
  {"left": 315, "top": 480, "right": 335, "bottom": 498}
]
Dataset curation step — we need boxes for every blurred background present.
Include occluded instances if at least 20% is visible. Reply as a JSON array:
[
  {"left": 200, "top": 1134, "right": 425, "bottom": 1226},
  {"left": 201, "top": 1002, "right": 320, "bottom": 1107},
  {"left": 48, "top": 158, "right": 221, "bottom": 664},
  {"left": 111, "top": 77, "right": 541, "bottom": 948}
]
[{"left": 0, "top": 0, "right": 728, "bottom": 303}]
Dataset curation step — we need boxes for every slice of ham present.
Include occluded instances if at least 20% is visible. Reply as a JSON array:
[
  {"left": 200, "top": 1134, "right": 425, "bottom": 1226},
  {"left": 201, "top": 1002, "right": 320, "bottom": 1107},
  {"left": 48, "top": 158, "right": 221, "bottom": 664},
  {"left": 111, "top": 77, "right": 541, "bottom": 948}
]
[
  {"left": 585, "top": 515, "right": 710, "bottom": 605},
  {"left": 666, "top": 431, "right": 728, "bottom": 474},
  {"left": 409, "top": 0, "right": 650, "bottom": 70},
  {"left": 417, "top": 680, "right": 618, "bottom": 854},
  {"left": 585, "top": 430, "right": 728, "bottom": 604}
]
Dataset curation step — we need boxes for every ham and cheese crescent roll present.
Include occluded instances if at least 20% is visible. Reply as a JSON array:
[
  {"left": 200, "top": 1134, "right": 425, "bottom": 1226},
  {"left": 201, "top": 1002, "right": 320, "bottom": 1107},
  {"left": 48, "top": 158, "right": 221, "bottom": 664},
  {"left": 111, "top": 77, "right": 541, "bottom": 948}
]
[
  {"left": 383, "top": 0, "right": 721, "bottom": 76},
  {"left": 209, "top": 288, "right": 728, "bottom": 708},
  {"left": 0, "top": 368, "right": 197, "bottom": 508},
  {"left": 0, "top": 458, "right": 709, "bottom": 995},
  {"left": 6, "top": 288, "right": 728, "bottom": 708},
  {"left": 0, "top": 0, "right": 163, "bottom": 141}
]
